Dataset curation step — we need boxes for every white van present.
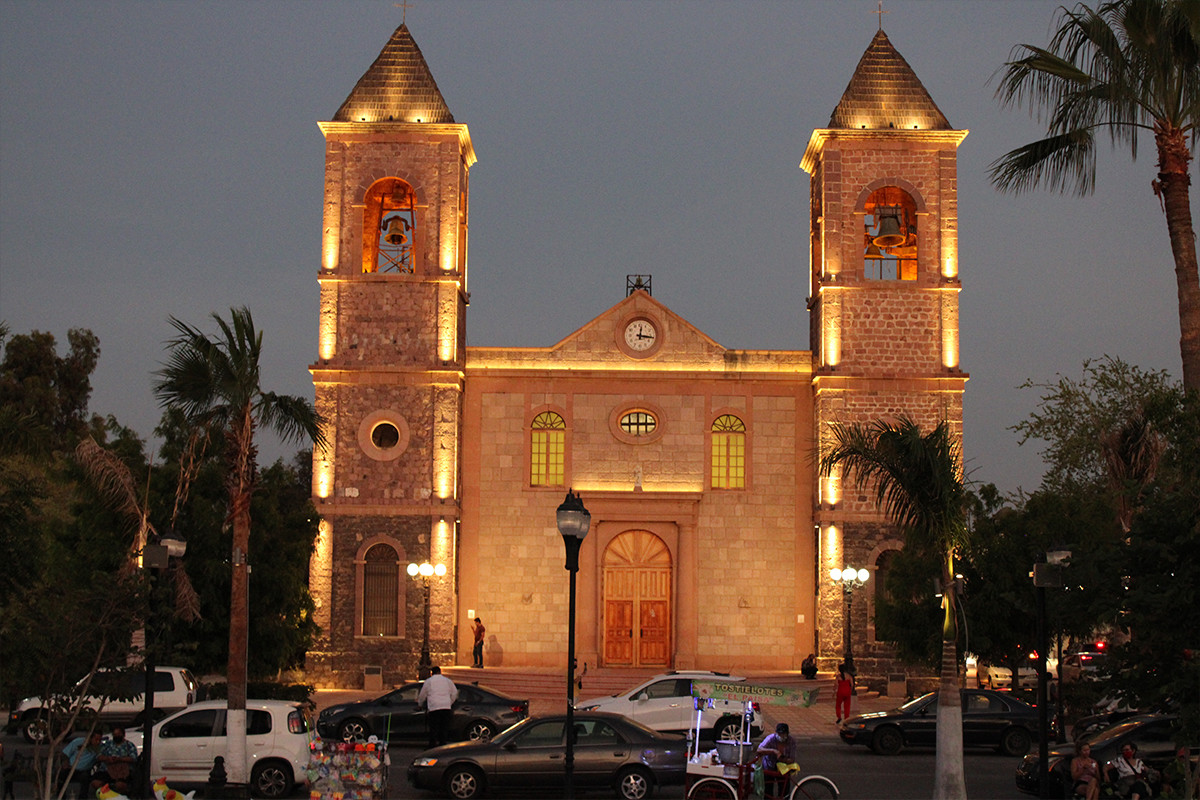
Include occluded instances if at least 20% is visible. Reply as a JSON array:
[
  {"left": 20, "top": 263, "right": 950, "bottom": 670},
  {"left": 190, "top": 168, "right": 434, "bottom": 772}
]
[{"left": 7, "top": 666, "right": 197, "bottom": 742}]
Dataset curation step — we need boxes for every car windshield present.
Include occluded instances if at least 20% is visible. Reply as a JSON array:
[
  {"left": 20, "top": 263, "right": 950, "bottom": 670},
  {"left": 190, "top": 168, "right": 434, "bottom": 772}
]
[
  {"left": 896, "top": 692, "right": 934, "bottom": 713},
  {"left": 1087, "top": 719, "right": 1142, "bottom": 746}
]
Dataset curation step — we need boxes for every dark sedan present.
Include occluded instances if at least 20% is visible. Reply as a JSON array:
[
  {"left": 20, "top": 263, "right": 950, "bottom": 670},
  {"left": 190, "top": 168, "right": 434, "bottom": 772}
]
[
  {"left": 316, "top": 681, "right": 528, "bottom": 744},
  {"left": 840, "top": 688, "right": 1039, "bottom": 756},
  {"left": 407, "top": 711, "right": 687, "bottom": 800},
  {"left": 1016, "top": 714, "right": 1195, "bottom": 797}
]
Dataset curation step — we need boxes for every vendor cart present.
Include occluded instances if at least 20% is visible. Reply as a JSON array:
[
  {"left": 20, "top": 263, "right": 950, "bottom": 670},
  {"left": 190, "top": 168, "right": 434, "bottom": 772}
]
[{"left": 684, "top": 681, "right": 838, "bottom": 800}]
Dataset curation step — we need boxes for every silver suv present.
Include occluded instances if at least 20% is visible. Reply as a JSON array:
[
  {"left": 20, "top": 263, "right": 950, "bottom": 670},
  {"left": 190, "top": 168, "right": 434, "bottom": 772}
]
[
  {"left": 577, "top": 671, "right": 760, "bottom": 741},
  {"left": 7, "top": 666, "right": 197, "bottom": 742}
]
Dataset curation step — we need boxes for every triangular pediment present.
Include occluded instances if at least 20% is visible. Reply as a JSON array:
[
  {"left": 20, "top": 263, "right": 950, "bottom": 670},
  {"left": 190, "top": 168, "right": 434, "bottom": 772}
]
[{"left": 333, "top": 24, "right": 455, "bottom": 124}]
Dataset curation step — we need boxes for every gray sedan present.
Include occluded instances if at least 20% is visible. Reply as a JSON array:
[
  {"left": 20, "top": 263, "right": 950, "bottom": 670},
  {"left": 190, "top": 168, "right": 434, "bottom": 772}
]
[{"left": 407, "top": 711, "right": 687, "bottom": 799}]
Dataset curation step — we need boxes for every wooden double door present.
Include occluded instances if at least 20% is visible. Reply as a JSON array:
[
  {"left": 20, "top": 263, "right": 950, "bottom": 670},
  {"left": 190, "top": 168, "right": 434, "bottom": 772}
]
[{"left": 603, "top": 531, "right": 671, "bottom": 668}]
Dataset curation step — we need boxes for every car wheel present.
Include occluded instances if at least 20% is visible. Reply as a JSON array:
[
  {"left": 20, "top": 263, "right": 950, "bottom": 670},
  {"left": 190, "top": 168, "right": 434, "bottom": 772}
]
[
  {"left": 714, "top": 717, "right": 744, "bottom": 742},
  {"left": 871, "top": 726, "right": 903, "bottom": 755},
  {"left": 1000, "top": 726, "right": 1033, "bottom": 757},
  {"left": 616, "top": 765, "right": 653, "bottom": 800},
  {"left": 445, "top": 765, "right": 485, "bottom": 800},
  {"left": 338, "top": 717, "right": 370, "bottom": 743},
  {"left": 21, "top": 717, "right": 48, "bottom": 744},
  {"left": 250, "top": 760, "right": 294, "bottom": 799},
  {"left": 466, "top": 719, "right": 496, "bottom": 742},
  {"left": 686, "top": 777, "right": 737, "bottom": 799},
  {"left": 790, "top": 776, "right": 839, "bottom": 799}
]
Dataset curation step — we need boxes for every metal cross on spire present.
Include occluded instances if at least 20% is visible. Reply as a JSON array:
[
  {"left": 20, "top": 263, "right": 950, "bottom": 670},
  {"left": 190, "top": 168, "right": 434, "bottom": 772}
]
[
  {"left": 394, "top": 0, "right": 414, "bottom": 24},
  {"left": 875, "top": 0, "right": 888, "bottom": 30}
]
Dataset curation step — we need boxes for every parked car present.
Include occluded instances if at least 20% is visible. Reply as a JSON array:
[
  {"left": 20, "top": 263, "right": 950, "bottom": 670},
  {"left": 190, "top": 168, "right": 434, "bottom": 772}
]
[
  {"left": 977, "top": 662, "right": 1038, "bottom": 690},
  {"left": 125, "top": 699, "right": 310, "bottom": 799},
  {"left": 577, "top": 671, "right": 761, "bottom": 741},
  {"left": 1060, "top": 651, "right": 1108, "bottom": 682},
  {"left": 7, "top": 666, "right": 198, "bottom": 743},
  {"left": 316, "top": 681, "right": 528, "bottom": 744},
  {"left": 839, "top": 688, "right": 1040, "bottom": 756},
  {"left": 407, "top": 711, "right": 687, "bottom": 800},
  {"left": 1016, "top": 714, "right": 1195, "bottom": 797}
]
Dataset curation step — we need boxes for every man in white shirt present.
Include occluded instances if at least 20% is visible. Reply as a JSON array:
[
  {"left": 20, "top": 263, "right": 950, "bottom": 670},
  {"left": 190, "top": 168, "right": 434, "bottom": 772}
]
[{"left": 417, "top": 666, "right": 459, "bottom": 747}]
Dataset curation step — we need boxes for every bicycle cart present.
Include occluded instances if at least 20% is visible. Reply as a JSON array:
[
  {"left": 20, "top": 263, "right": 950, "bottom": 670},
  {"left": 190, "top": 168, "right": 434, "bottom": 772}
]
[{"left": 684, "top": 681, "right": 838, "bottom": 800}]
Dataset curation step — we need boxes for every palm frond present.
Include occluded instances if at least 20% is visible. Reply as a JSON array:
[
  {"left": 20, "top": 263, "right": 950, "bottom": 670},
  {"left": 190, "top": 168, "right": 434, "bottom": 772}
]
[{"left": 989, "top": 129, "right": 1097, "bottom": 195}]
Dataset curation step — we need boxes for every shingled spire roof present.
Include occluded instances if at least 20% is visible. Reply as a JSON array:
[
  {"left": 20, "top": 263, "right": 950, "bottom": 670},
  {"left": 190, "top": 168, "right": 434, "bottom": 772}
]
[
  {"left": 333, "top": 24, "right": 454, "bottom": 124},
  {"left": 827, "top": 29, "right": 951, "bottom": 130}
]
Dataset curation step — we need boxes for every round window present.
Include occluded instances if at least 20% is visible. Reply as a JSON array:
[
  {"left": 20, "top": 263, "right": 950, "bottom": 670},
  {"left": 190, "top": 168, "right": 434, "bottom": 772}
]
[
  {"left": 371, "top": 422, "right": 401, "bottom": 449},
  {"left": 619, "top": 411, "right": 657, "bottom": 437},
  {"left": 358, "top": 411, "right": 410, "bottom": 462}
]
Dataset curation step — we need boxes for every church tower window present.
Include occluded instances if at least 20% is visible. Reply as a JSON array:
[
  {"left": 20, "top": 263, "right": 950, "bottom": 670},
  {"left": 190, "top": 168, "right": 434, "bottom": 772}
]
[
  {"left": 530, "top": 411, "right": 566, "bottom": 487},
  {"left": 362, "top": 543, "right": 400, "bottom": 636},
  {"left": 863, "top": 186, "right": 918, "bottom": 281},
  {"left": 711, "top": 414, "right": 746, "bottom": 489},
  {"left": 363, "top": 177, "right": 417, "bottom": 273}
]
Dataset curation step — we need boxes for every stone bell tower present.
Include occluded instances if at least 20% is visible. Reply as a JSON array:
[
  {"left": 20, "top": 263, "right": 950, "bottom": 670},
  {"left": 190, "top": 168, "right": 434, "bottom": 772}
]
[
  {"left": 802, "top": 29, "right": 968, "bottom": 674},
  {"left": 306, "top": 24, "right": 474, "bottom": 688}
]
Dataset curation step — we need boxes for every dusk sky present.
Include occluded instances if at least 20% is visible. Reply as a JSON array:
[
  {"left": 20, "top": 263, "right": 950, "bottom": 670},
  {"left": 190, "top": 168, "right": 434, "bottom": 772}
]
[{"left": 1, "top": 1, "right": 1188, "bottom": 495}]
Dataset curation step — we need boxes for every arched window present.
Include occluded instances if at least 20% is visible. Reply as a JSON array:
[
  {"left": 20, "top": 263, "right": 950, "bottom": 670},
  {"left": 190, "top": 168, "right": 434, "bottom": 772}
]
[
  {"left": 363, "top": 178, "right": 417, "bottom": 273},
  {"left": 711, "top": 414, "right": 746, "bottom": 489},
  {"left": 863, "top": 186, "right": 918, "bottom": 281},
  {"left": 362, "top": 543, "right": 399, "bottom": 636},
  {"left": 530, "top": 411, "right": 566, "bottom": 487}
]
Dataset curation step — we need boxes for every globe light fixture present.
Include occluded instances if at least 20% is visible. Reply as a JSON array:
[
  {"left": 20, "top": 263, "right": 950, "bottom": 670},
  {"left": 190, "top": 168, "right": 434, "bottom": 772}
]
[
  {"left": 830, "top": 565, "right": 870, "bottom": 675},
  {"left": 408, "top": 561, "right": 446, "bottom": 679}
]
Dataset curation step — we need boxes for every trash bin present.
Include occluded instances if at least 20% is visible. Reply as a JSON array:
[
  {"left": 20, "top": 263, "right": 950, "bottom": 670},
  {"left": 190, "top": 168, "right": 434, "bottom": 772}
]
[
  {"left": 364, "top": 665, "right": 383, "bottom": 691},
  {"left": 887, "top": 673, "right": 907, "bottom": 697}
]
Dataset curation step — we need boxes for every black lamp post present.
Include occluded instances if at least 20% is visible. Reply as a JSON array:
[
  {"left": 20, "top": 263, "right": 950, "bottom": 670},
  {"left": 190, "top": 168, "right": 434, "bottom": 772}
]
[
  {"left": 1032, "top": 548, "right": 1070, "bottom": 800},
  {"left": 830, "top": 566, "right": 870, "bottom": 675},
  {"left": 556, "top": 490, "right": 591, "bottom": 800},
  {"left": 141, "top": 532, "right": 187, "bottom": 800},
  {"left": 407, "top": 561, "right": 446, "bottom": 680}
]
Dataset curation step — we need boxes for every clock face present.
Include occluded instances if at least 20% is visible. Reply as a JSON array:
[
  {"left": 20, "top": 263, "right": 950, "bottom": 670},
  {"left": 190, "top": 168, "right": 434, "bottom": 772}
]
[{"left": 624, "top": 319, "right": 658, "bottom": 351}]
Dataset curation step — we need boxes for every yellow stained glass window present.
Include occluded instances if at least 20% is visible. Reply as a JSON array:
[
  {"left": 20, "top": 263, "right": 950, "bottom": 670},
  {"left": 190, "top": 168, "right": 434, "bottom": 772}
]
[
  {"left": 531, "top": 411, "right": 566, "bottom": 487},
  {"left": 711, "top": 414, "right": 746, "bottom": 489}
]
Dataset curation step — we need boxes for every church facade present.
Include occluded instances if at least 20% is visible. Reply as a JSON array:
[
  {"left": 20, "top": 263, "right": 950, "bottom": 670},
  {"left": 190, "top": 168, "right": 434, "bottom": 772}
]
[{"left": 305, "top": 24, "right": 967, "bottom": 689}]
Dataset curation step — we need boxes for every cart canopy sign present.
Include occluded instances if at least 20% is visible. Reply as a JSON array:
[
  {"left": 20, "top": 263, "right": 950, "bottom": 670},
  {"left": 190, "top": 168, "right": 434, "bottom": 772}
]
[{"left": 691, "top": 680, "right": 819, "bottom": 707}]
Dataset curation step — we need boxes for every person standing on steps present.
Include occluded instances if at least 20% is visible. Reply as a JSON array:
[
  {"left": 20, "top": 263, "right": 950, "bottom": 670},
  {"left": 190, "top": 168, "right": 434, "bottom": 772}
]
[{"left": 472, "top": 617, "right": 486, "bottom": 668}]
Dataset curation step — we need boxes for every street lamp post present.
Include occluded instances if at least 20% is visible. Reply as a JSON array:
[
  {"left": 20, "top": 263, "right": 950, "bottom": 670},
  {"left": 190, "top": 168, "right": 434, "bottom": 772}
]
[
  {"left": 141, "top": 533, "right": 187, "bottom": 800},
  {"left": 830, "top": 566, "right": 870, "bottom": 675},
  {"left": 407, "top": 561, "right": 446, "bottom": 680},
  {"left": 1032, "top": 548, "right": 1070, "bottom": 800},
  {"left": 556, "top": 490, "right": 591, "bottom": 800}
]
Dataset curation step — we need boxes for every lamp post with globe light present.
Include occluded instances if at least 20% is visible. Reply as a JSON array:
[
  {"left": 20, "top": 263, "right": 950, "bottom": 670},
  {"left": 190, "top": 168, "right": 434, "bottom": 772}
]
[
  {"left": 407, "top": 561, "right": 446, "bottom": 679},
  {"left": 556, "top": 490, "right": 591, "bottom": 800},
  {"left": 830, "top": 566, "right": 870, "bottom": 675}
]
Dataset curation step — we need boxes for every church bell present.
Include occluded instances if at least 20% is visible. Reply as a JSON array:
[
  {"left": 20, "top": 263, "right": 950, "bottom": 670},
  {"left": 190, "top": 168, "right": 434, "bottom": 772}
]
[
  {"left": 872, "top": 206, "right": 905, "bottom": 248},
  {"left": 382, "top": 216, "right": 409, "bottom": 246}
]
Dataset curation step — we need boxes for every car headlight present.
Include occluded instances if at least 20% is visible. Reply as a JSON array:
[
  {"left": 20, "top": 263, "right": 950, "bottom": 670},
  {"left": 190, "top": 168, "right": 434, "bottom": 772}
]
[
  {"left": 578, "top": 704, "right": 598, "bottom": 711},
  {"left": 845, "top": 723, "right": 867, "bottom": 730},
  {"left": 413, "top": 757, "right": 439, "bottom": 767}
]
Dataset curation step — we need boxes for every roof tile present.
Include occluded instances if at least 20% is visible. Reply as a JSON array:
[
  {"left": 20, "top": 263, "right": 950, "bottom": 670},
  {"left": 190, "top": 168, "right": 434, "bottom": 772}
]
[
  {"left": 333, "top": 24, "right": 454, "bottom": 124},
  {"left": 828, "top": 30, "right": 951, "bottom": 131}
]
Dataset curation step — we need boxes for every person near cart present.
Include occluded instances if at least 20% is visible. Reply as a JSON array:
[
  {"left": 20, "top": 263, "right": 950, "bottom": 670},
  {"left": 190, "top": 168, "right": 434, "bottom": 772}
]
[
  {"left": 756, "top": 722, "right": 799, "bottom": 798},
  {"left": 418, "top": 666, "right": 459, "bottom": 747}
]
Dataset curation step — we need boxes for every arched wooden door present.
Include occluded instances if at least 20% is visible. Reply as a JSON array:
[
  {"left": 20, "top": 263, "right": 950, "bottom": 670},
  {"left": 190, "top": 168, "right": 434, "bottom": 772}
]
[{"left": 603, "top": 531, "right": 672, "bottom": 667}]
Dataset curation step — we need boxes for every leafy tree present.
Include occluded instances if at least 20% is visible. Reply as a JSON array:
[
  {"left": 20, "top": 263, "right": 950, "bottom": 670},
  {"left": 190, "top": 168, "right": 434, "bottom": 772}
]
[
  {"left": 152, "top": 307, "right": 325, "bottom": 784},
  {"left": 0, "top": 327, "right": 99, "bottom": 449},
  {"left": 820, "top": 417, "right": 969, "bottom": 800},
  {"left": 991, "top": 0, "right": 1200, "bottom": 391},
  {"left": 1013, "top": 356, "right": 1180, "bottom": 494}
]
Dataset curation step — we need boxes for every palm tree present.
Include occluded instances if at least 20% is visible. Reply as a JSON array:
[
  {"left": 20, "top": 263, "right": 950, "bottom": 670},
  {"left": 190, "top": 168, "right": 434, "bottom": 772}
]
[
  {"left": 819, "top": 417, "right": 969, "bottom": 800},
  {"left": 991, "top": 0, "right": 1200, "bottom": 392},
  {"left": 153, "top": 307, "right": 325, "bottom": 787}
]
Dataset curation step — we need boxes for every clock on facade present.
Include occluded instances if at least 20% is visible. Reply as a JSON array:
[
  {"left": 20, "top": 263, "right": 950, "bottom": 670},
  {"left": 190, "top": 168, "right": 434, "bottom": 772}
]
[{"left": 623, "top": 319, "right": 658, "bottom": 352}]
